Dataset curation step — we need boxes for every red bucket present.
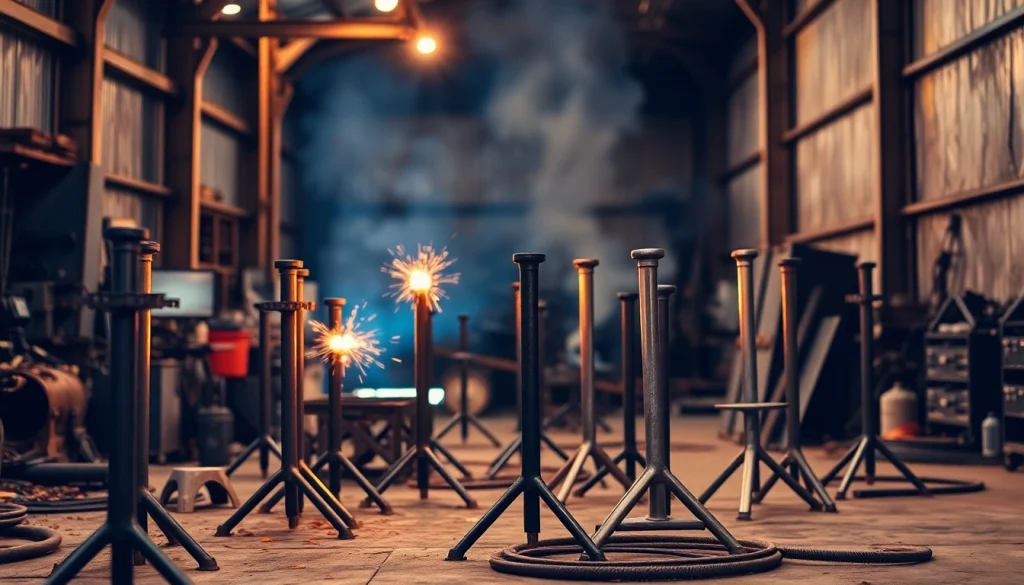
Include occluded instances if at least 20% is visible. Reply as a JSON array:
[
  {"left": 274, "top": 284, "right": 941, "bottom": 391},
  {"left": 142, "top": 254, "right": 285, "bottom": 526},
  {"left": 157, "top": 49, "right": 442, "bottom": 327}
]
[{"left": 208, "top": 329, "right": 252, "bottom": 379}]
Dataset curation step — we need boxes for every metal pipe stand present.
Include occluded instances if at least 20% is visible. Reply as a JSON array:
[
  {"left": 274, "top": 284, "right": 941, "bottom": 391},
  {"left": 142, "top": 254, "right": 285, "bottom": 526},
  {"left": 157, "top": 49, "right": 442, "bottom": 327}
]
[
  {"left": 45, "top": 227, "right": 194, "bottom": 585},
  {"left": 820, "top": 262, "right": 931, "bottom": 499},
  {"left": 364, "top": 293, "right": 477, "bottom": 508},
  {"left": 434, "top": 314, "right": 501, "bottom": 447},
  {"left": 134, "top": 240, "right": 218, "bottom": 570},
  {"left": 547, "top": 260, "right": 632, "bottom": 503},
  {"left": 446, "top": 254, "right": 604, "bottom": 562},
  {"left": 753, "top": 258, "right": 838, "bottom": 511},
  {"left": 215, "top": 260, "right": 356, "bottom": 539},
  {"left": 225, "top": 306, "right": 282, "bottom": 479},
  {"left": 588, "top": 249, "right": 742, "bottom": 553},
  {"left": 488, "top": 287, "right": 569, "bottom": 480},
  {"left": 699, "top": 249, "right": 822, "bottom": 520}
]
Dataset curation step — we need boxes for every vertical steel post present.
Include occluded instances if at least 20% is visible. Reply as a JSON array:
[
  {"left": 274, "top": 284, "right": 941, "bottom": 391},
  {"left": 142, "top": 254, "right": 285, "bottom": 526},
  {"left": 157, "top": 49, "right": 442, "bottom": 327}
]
[
  {"left": 278, "top": 261, "right": 302, "bottom": 527},
  {"left": 458, "top": 314, "right": 470, "bottom": 442},
  {"left": 620, "top": 293, "right": 639, "bottom": 480},
  {"left": 135, "top": 240, "right": 157, "bottom": 551},
  {"left": 326, "top": 298, "right": 346, "bottom": 498}
]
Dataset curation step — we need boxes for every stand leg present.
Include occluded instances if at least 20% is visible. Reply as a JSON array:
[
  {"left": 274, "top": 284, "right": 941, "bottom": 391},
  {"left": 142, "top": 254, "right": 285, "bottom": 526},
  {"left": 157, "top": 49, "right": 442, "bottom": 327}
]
[
  {"left": 835, "top": 437, "right": 869, "bottom": 500},
  {"left": 574, "top": 451, "right": 624, "bottom": 496},
  {"left": 261, "top": 450, "right": 329, "bottom": 513},
  {"left": 373, "top": 447, "right": 417, "bottom": 495},
  {"left": 446, "top": 479, "right": 524, "bottom": 560},
  {"left": 792, "top": 451, "right": 838, "bottom": 511},
  {"left": 532, "top": 477, "right": 604, "bottom": 561},
  {"left": 141, "top": 491, "right": 219, "bottom": 570},
  {"left": 541, "top": 432, "right": 569, "bottom": 460},
  {"left": 821, "top": 440, "right": 861, "bottom": 485},
  {"left": 698, "top": 449, "right": 744, "bottom": 504},
  {"left": 291, "top": 469, "right": 355, "bottom": 539},
  {"left": 552, "top": 443, "right": 592, "bottom": 503},
  {"left": 662, "top": 471, "right": 743, "bottom": 553},
  {"left": 756, "top": 447, "right": 821, "bottom": 510},
  {"left": 736, "top": 445, "right": 758, "bottom": 520},
  {"left": 424, "top": 448, "right": 478, "bottom": 508},
  {"left": 590, "top": 468, "right": 655, "bottom": 549},
  {"left": 298, "top": 463, "right": 358, "bottom": 527},
  {"left": 129, "top": 527, "right": 192, "bottom": 585},
  {"left": 225, "top": 438, "right": 262, "bottom": 477},
  {"left": 215, "top": 469, "right": 285, "bottom": 536},
  {"left": 45, "top": 526, "right": 110, "bottom": 585},
  {"left": 336, "top": 451, "right": 393, "bottom": 514},
  {"left": 486, "top": 437, "right": 521, "bottom": 479},
  {"left": 431, "top": 439, "right": 472, "bottom": 478},
  {"left": 467, "top": 415, "right": 501, "bottom": 446},
  {"left": 433, "top": 417, "right": 460, "bottom": 441},
  {"left": 752, "top": 452, "right": 791, "bottom": 504},
  {"left": 875, "top": 440, "right": 930, "bottom": 494}
]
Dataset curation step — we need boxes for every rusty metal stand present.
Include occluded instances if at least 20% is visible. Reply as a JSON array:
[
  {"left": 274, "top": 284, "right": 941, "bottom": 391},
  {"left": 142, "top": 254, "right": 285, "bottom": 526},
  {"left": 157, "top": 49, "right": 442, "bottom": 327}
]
[
  {"left": 367, "top": 293, "right": 477, "bottom": 507},
  {"left": 487, "top": 294, "right": 569, "bottom": 480},
  {"left": 753, "top": 258, "right": 838, "bottom": 511},
  {"left": 547, "top": 260, "right": 631, "bottom": 503},
  {"left": 446, "top": 254, "right": 604, "bottom": 562},
  {"left": 46, "top": 227, "right": 194, "bottom": 585},
  {"left": 434, "top": 314, "right": 501, "bottom": 447},
  {"left": 820, "top": 262, "right": 930, "bottom": 499},
  {"left": 589, "top": 249, "right": 743, "bottom": 552},
  {"left": 134, "top": 241, "right": 218, "bottom": 570},
  {"left": 699, "top": 250, "right": 822, "bottom": 520},
  {"left": 225, "top": 306, "right": 281, "bottom": 479},
  {"left": 215, "top": 260, "right": 355, "bottom": 539},
  {"left": 574, "top": 293, "right": 646, "bottom": 497}
]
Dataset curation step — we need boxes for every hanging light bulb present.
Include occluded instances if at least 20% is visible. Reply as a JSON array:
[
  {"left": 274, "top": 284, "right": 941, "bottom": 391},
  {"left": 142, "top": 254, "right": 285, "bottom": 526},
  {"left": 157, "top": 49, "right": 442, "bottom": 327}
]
[{"left": 375, "top": 0, "right": 400, "bottom": 13}]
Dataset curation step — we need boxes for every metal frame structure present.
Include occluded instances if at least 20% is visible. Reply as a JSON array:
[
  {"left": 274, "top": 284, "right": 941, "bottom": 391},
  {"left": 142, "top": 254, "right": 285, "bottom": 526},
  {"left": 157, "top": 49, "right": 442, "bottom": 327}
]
[{"left": 446, "top": 253, "right": 604, "bottom": 562}]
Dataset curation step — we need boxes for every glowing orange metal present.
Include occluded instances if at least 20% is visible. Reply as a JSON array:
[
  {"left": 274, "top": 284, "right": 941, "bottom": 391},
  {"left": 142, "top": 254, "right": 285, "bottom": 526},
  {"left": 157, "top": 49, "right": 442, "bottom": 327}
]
[{"left": 383, "top": 243, "right": 459, "bottom": 312}]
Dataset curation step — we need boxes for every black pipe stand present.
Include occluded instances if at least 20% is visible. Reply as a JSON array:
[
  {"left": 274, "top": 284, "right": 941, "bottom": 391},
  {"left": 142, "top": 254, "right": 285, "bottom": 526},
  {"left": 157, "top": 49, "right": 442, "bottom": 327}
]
[
  {"left": 446, "top": 254, "right": 604, "bottom": 561},
  {"left": 487, "top": 296, "right": 569, "bottom": 480},
  {"left": 305, "top": 298, "right": 392, "bottom": 513},
  {"left": 574, "top": 293, "right": 647, "bottom": 497},
  {"left": 226, "top": 307, "right": 281, "bottom": 479},
  {"left": 46, "top": 227, "right": 192, "bottom": 585},
  {"left": 134, "top": 241, "right": 218, "bottom": 570},
  {"left": 820, "top": 262, "right": 930, "bottom": 499},
  {"left": 699, "top": 250, "right": 821, "bottom": 520},
  {"left": 434, "top": 314, "right": 501, "bottom": 446},
  {"left": 589, "top": 249, "right": 743, "bottom": 552},
  {"left": 366, "top": 294, "right": 477, "bottom": 507},
  {"left": 547, "top": 260, "right": 631, "bottom": 503},
  {"left": 653, "top": 285, "right": 675, "bottom": 514},
  {"left": 215, "top": 260, "right": 356, "bottom": 539},
  {"left": 753, "top": 258, "right": 838, "bottom": 511},
  {"left": 295, "top": 269, "right": 309, "bottom": 513}
]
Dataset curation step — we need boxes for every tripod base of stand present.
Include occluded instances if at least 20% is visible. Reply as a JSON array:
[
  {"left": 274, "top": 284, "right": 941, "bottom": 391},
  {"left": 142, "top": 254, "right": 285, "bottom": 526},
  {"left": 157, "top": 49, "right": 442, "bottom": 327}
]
[
  {"left": 574, "top": 448, "right": 646, "bottom": 497},
  {"left": 225, "top": 435, "right": 281, "bottom": 479},
  {"left": 822, "top": 434, "right": 931, "bottom": 500},
  {"left": 699, "top": 444, "right": 823, "bottom": 520},
  {"left": 487, "top": 432, "right": 568, "bottom": 479},
  {"left": 543, "top": 402, "right": 613, "bottom": 433},
  {"left": 753, "top": 448, "right": 838, "bottom": 512},
  {"left": 608, "top": 517, "right": 704, "bottom": 531},
  {"left": 548, "top": 441, "right": 632, "bottom": 503},
  {"left": 215, "top": 465, "right": 356, "bottom": 539},
  {"left": 361, "top": 445, "right": 477, "bottom": 509},
  {"left": 134, "top": 491, "right": 219, "bottom": 570},
  {"left": 434, "top": 413, "right": 501, "bottom": 447},
  {"left": 46, "top": 524, "right": 194, "bottom": 585},
  {"left": 260, "top": 451, "right": 393, "bottom": 515},
  {"left": 445, "top": 475, "right": 605, "bottom": 562}
]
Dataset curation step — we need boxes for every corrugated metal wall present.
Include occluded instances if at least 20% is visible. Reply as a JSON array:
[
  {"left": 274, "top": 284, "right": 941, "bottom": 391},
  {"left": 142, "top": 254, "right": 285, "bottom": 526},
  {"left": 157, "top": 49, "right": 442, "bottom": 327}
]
[
  {"left": 0, "top": 0, "right": 57, "bottom": 131},
  {"left": 201, "top": 45, "right": 252, "bottom": 210},
  {"left": 910, "top": 0, "right": 1024, "bottom": 301},
  {"left": 101, "top": 0, "right": 167, "bottom": 243},
  {"left": 724, "top": 37, "right": 762, "bottom": 250},
  {"left": 199, "top": 123, "right": 243, "bottom": 208}
]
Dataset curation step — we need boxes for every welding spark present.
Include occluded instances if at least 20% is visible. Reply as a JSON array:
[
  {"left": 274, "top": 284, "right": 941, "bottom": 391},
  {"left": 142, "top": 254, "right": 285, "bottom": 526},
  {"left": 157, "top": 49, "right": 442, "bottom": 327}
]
[
  {"left": 383, "top": 243, "right": 460, "bottom": 312},
  {"left": 307, "top": 302, "right": 391, "bottom": 383}
]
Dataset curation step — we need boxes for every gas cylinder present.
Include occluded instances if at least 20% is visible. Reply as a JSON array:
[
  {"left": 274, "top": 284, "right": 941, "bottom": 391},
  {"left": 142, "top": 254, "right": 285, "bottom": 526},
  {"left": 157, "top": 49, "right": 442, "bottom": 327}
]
[
  {"left": 982, "top": 413, "right": 1001, "bottom": 458},
  {"left": 880, "top": 381, "right": 918, "bottom": 437}
]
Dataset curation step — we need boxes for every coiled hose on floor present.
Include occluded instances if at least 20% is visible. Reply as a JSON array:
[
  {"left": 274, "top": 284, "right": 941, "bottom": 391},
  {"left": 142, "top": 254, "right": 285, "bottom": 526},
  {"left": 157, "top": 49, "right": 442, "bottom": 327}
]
[
  {"left": 489, "top": 534, "right": 933, "bottom": 581},
  {"left": 0, "top": 503, "right": 63, "bottom": 564}
]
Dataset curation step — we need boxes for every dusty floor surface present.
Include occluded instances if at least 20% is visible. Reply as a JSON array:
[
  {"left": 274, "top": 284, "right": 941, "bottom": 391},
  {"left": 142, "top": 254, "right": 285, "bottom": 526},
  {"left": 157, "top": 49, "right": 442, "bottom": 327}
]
[{"left": 3, "top": 414, "right": 1023, "bottom": 584}]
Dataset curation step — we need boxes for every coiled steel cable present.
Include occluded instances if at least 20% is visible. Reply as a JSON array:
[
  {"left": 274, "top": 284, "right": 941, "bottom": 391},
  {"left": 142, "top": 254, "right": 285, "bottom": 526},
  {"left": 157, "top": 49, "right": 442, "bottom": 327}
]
[{"left": 0, "top": 503, "right": 63, "bottom": 564}]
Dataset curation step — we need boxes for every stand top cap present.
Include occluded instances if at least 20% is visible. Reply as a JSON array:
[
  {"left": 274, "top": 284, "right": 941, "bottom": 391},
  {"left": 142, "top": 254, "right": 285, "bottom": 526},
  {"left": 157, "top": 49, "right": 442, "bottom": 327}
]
[
  {"left": 858, "top": 261, "right": 877, "bottom": 269},
  {"left": 778, "top": 257, "right": 801, "bottom": 267},
  {"left": 573, "top": 258, "right": 599, "bottom": 268},
  {"left": 657, "top": 284, "right": 677, "bottom": 297},
  {"left": 274, "top": 259, "right": 303, "bottom": 269},
  {"left": 323, "top": 298, "right": 346, "bottom": 307},
  {"left": 538, "top": 299, "right": 548, "bottom": 309},
  {"left": 140, "top": 241, "right": 160, "bottom": 255},
  {"left": 297, "top": 268, "right": 310, "bottom": 278},
  {"left": 617, "top": 292, "right": 638, "bottom": 300},
  {"left": 458, "top": 313, "right": 469, "bottom": 319},
  {"left": 104, "top": 226, "right": 147, "bottom": 242},
  {"left": 731, "top": 249, "right": 758, "bottom": 260},
  {"left": 631, "top": 248, "right": 665, "bottom": 260},
  {"left": 511, "top": 282, "right": 520, "bottom": 290},
  {"left": 513, "top": 253, "right": 546, "bottom": 263}
]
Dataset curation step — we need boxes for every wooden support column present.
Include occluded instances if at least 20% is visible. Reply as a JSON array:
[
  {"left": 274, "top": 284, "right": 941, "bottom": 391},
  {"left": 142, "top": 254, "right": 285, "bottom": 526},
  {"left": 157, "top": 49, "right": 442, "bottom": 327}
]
[
  {"left": 59, "top": 0, "right": 113, "bottom": 164},
  {"left": 872, "top": 0, "right": 910, "bottom": 297},
  {"left": 737, "top": 0, "right": 791, "bottom": 248},
  {"left": 254, "top": 0, "right": 279, "bottom": 270},
  {"left": 164, "top": 36, "right": 217, "bottom": 268}
]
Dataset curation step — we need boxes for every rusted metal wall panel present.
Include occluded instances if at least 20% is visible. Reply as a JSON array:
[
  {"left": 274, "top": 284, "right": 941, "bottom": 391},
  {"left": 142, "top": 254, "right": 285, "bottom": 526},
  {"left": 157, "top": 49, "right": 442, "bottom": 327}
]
[
  {"left": 205, "top": 46, "right": 253, "bottom": 120},
  {"left": 793, "top": 0, "right": 873, "bottom": 125},
  {"left": 727, "top": 72, "right": 760, "bottom": 165},
  {"left": 794, "top": 104, "right": 877, "bottom": 232},
  {"left": 916, "top": 196, "right": 1024, "bottom": 302},
  {"left": 913, "top": 0, "right": 1024, "bottom": 58},
  {"left": 726, "top": 165, "right": 762, "bottom": 250},
  {"left": 106, "top": 0, "right": 166, "bottom": 72},
  {"left": 913, "top": 28, "right": 1024, "bottom": 202},
  {"left": 101, "top": 77, "right": 163, "bottom": 183},
  {"left": 0, "top": 20, "right": 54, "bottom": 131},
  {"left": 200, "top": 121, "right": 242, "bottom": 208},
  {"left": 811, "top": 228, "right": 879, "bottom": 288}
]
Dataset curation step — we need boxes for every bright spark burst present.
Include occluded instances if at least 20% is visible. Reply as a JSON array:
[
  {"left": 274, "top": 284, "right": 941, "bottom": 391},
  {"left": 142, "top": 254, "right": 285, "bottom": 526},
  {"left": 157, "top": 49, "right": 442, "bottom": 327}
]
[
  {"left": 307, "top": 302, "right": 396, "bottom": 383},
  {"left": 383, "top": 244, "right": 459, "bottom": 312}
]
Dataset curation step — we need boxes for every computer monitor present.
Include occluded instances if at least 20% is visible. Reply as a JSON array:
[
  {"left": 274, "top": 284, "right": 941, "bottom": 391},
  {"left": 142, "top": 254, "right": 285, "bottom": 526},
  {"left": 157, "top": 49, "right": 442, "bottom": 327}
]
[{"left": 151, "top": 270, "right": 217, "bottom": 319}]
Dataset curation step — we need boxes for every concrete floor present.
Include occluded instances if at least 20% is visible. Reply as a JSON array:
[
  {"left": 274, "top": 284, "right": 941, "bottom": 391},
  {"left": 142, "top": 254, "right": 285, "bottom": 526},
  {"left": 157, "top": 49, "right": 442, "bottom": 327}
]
[{"left": 3, "top": 414, "right": 1022, "bottom": 584}]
